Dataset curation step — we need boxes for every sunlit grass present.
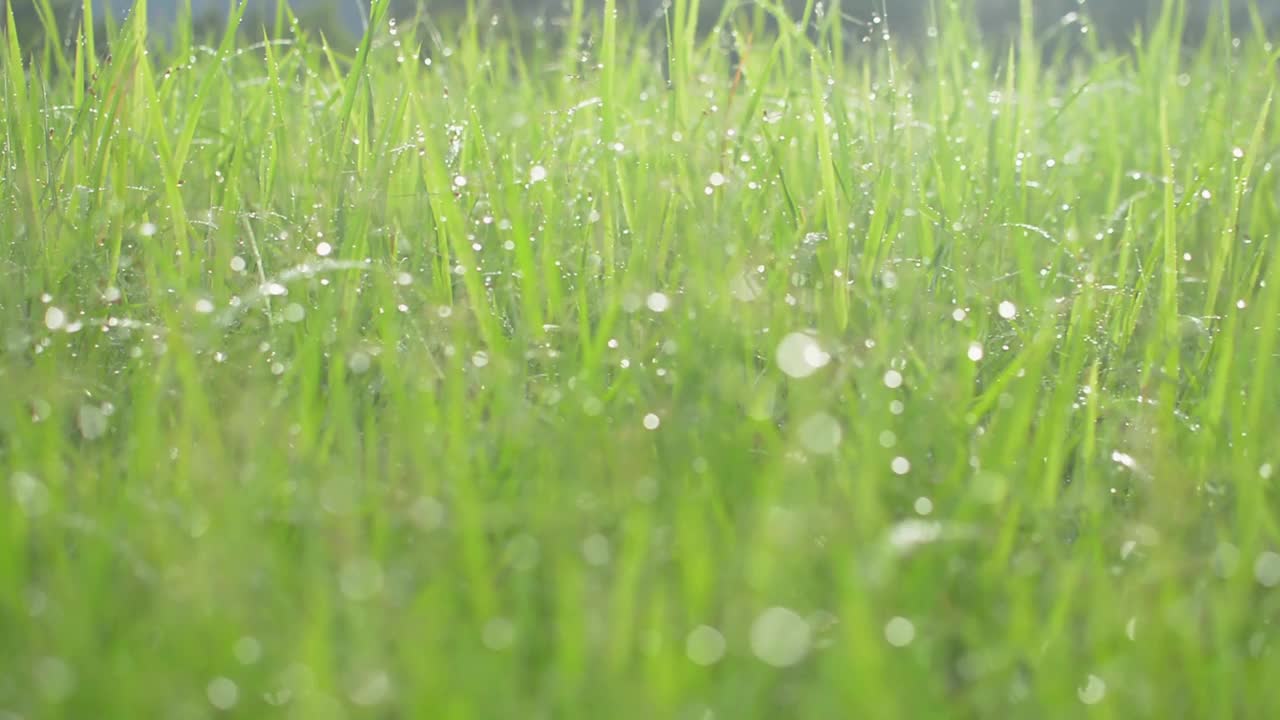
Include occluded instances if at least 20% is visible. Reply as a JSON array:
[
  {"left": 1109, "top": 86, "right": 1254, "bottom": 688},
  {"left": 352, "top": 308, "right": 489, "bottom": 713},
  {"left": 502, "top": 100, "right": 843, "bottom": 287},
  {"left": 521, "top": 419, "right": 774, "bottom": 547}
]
[{"left": 3, "top": 0, "right": 1280, "bottom": 716}]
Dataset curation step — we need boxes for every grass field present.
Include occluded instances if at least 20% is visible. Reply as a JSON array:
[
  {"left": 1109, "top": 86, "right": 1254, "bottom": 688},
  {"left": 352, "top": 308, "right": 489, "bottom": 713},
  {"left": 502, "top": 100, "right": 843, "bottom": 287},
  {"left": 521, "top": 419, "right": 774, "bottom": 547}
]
[{"left": 4, "top": 0, "right": 1280, "bottom": 717}]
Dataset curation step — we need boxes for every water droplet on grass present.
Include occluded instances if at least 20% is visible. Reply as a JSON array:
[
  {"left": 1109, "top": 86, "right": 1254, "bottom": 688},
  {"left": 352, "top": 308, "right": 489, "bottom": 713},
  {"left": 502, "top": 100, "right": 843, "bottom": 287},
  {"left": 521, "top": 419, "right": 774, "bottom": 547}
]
[
  {"left": 582, "top": 534, "right": 611, "bottom": 566},
  {"left": 10, "top": 472, "right": 50, "bottom": 517},
  {"left": 348, "top": 670, "right": 392, "bottom": 706},
  {"left": 35, "top": 657, "right": 74, "bottom": 701},
  {"left": 78, "top": 404, "right": 108, "bottom": 440},
  {"left": 887, "top": 519, "right": 942, "bottom": 551},
  {"left": 686, "top": 625, "right": 727, "bottom": 666},
  {"left": 884, "top": 617, "right": 916, "bottom": 647},
  {"left": 646, "top": 292, "right": 670, "bottom": 313},
  {"left": 891, "top": 457, "right": 911, "bottom": 475},
  {"left": 339, "top": 558, "right": 384, "bottom": 601},
  {"left": 44, "top": 307, "right": 66, "bottom": 330},
  {"left": 730, "top": 271, "right": 762, "bottom": 302},
  {"left": 797, "top": 413, "right": 842, "bottom": 454},
  {"left": 1077, "top": 674, "right": 1106, "bottom": 705},
  {"left": 967, "top": 342, "right": 984, "bottom": 361},
  {"left": 206, "top": 677, "right": 239, "bottom": 710},
  {"left": 883, "top": 369, "right": 903, "bottom": 389},
  {"left": 234, "top": 637, "right": 262, "bottom": 665},
  {"left": 643, "top": 413, "right": 661, "bottom": 430},
  {"left": 482, "top": 618, "right": 516, "bottom": 650},
  {"left": 529, "top": 165, "right": 547, "bottom": 183},
  {"left": 409, "top": 496, "right": 445, "bottom": 531},
  {"left": 333, "top": 348, "right": 366, "bottom": 376},
  {"left": 1213, "top": 543, "right": 1240, "bottom": 578},
  {"left": 776, "top": 332, "right": 830, "bottom": 379},
  {"left": 750, "top": 607, "right": 811, "bottom": 667},
  {"left": 998, "top": 301, "right": 1018, "bottom": 319},
  {"left": 1254, "top": 551, "right": 1280, "bottom": 587}
]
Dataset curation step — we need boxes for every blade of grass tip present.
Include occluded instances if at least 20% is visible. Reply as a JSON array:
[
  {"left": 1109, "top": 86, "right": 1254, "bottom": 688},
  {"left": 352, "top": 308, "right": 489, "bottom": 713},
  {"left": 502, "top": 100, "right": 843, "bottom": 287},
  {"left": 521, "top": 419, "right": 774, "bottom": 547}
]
[
  {"left": 601, "top": 0, "right": 617, "bottom": 144},
  {"left": 5, "top": 0, "right": 53, "bottom": 263},
  {"left": 172, "top": 0, "right": 249, "bottom": 170},
  {"left": 1157, "top": 92, "right": 1179, "bottom": 430},
  {"left": 1202, "top": 91, "right": 1271, "bottom": 320},
  {"left": 810, "top": 55, "right": 849, "bottom": 329},
  {"left": 337, "top": 0, "right": 390, "bottom": 139},
  {"left": 81, "top": 0, "right": 96, "bottom": 76},
  {"left": 32, "top": 0, "right": 70, "bottom": 77},
  {"left": 407, "top": 99, "right": 499, "bottom": 352}
]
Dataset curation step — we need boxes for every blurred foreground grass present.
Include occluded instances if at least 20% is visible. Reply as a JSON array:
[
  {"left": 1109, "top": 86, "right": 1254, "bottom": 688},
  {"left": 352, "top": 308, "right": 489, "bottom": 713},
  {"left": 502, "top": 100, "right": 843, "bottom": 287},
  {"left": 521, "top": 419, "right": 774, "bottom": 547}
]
[{"left": 3, "top": 0, "right": 1280, "bottom": 717}]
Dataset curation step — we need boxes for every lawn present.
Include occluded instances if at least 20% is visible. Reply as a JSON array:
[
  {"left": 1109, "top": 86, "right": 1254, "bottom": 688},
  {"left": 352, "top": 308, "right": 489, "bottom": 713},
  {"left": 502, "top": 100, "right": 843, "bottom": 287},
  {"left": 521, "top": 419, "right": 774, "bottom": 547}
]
[{"left": 3, "top": 0, "right": 1280, "bottom": 717}]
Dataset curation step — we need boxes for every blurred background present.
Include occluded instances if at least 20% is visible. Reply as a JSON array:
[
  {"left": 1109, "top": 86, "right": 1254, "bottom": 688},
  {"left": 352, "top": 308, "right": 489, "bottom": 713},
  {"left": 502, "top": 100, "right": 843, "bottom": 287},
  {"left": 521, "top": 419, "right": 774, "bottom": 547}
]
[{"left": 7, "top": 1, "right": 1279, "bottom": 51}]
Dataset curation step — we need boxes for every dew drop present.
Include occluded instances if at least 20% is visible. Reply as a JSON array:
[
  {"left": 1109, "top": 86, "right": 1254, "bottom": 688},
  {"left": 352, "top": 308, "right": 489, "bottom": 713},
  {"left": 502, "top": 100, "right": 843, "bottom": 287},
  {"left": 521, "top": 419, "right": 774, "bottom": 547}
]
[
  {"left": 77, "top": 404, "right": 109, "bottom": 440},
  {"left": 206, "top": 677, "right": 239, "bottom": 710},
  {"left": 884, "top": 617, "right": 916, "bottom": 647},
  {"left": 482, "top": 618, "right": 516, "bottom": 651},
  {"left": 409, "top": 496, "right": 445, "bottom": 531},
  {"left": 348, "top": 670, "right": 392, "bottom": 706},
  {"left": 10, "top": 472, "right": 50, "bottom": 517},
  {"left": 1254, "top": 551, "right": 1280, "bottom": 587},
  {"left": 582, "top": 534, "right": 611, "bottom": 566},
  {"left": 685, "top": 625, "right": 727, "bottom": 666},
  {"left": 749, "top": 607, "right": 811, "bottom": 667},
  {"left": 776, "top": 332, "right": 830, "bottom": 379},
  {"left": 44, "top": 306, "right": 66, "bottom": 331},
  {"left": 1077, "top": 674, "right": 1106, "bottom": 705},
  {"left": 797, "top": 413, "right": 842, "bottom": 454},
  {"left": 233, "top": 637, "right": 262, "bottom": 665},
  {"left": 348, "top": 352, "right": 372, "bottom": 375},
  {"left": 730, "top": 271, "right": 763, "bottom": 302},
  {"left": 35, "top": 657, "right": 75, "bottom": 701},
  {"left": 339, "top": 558, "right": 385, "bottom": 601}
]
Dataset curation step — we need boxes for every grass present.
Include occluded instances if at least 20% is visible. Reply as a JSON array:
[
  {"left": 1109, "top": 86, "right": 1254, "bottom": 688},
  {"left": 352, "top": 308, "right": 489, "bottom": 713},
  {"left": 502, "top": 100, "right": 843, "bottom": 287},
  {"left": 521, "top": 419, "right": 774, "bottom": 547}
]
[{"left": 3, "top": 0, "right": 1280, "bottom": 716}]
